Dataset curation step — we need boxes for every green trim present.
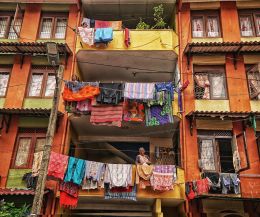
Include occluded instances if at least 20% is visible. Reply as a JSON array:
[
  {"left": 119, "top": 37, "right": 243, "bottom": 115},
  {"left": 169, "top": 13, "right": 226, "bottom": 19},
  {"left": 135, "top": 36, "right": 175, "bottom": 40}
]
[
  {"left": 0, "top": 98, "right": 5, "bottom": 108},
  {"left": 6, "top": 169, "right": 31, "bottom": 189},
  {"left": 36, "top": 39, "right": 66, "bottom": 43},
  {"left": 23, "top": 98, "right": 52, "bottom": 109},
  {"left": 18, "top": 117, "right": 49, "bottom": 128},
  {"left": 0, "top": 55, "right": 14, "bottom": 64}
]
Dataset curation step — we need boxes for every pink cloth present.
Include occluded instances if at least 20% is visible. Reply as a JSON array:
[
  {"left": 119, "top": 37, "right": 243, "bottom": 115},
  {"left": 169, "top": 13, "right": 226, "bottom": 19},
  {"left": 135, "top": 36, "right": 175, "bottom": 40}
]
[
  {"left": 47, "top": 152, "right": 69, "bottom": 180},
  {"left": 124, "top": 28, "right": 130, "bottom": 47}
]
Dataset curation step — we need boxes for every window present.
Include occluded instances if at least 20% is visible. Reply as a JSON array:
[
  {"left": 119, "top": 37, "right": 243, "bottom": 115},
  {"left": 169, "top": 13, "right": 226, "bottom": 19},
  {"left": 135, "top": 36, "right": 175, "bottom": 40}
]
[
  {"left": 0, "top": 13, "right": 23, "bottom": 39},
  {"left": 239, "top": 10, "right": 260, "bottom": 37},
  {"left": 194, "top": 65, "right": 227, "bottom": 100},
  {"left": 246, "top": 64, "right": 260, "bottom": 100},
  {"left": 39, "top": 14, "right": 67, "bottom": 39},
  {"left": 12, "top": 128, "right": 46, "bottom": 169},
  {"left": 191, "top": 11, "right": 221, "bottom": 38},
  {"left": 0, "top": 68, "right": 10, "bottom": 97},
  {"left": 198, "top": 131, "right": 235, "bottom": 173},
  {"left": 27, "top": 66, "right": 56, "bottom": 98}
]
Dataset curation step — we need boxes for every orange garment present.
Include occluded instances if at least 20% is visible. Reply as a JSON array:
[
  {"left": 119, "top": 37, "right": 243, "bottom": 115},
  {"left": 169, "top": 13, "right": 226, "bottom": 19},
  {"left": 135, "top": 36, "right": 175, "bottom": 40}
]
[{"left": 63, "top": 86, "right": 100, "bottom": 102}]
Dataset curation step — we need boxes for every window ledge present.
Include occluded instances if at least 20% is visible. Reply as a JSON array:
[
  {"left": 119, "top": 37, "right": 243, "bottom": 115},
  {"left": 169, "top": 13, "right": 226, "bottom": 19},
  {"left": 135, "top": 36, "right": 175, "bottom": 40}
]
[{"left": 192, "top": 38, "right": 223, "bottom": 43}]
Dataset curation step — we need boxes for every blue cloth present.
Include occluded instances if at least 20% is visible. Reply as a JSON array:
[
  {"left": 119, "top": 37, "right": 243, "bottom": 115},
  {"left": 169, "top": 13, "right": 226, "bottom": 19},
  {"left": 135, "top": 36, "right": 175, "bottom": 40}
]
[
  {"left": 64, "top": 157, "right": 86, "bottom": 185},
  {"left": 94, "top": 28, "right": 113, "bottom": 43},
  {"left": 155, "top": 82, "right": 174, "bottom": 99},
  {"left": 230, "top": 173, "right": 240, "bottom": 194},
  {"left": 220, "top": 173, "right": 231, "bottom": 194}
]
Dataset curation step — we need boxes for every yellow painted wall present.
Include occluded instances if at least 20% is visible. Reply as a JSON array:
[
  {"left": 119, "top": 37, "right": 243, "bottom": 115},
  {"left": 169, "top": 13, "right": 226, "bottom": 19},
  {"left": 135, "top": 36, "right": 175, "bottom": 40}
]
[
  {"left": 195, "top": 100, "right": 230, "bottom": 112},
  {"left": 250, "top": 101, "right": 260, "bottom": 112},
  {"left": 196, "top": 120, "right": 233, "bottom": 130},
  {"left": 192, "top": 55, "right": 225, "bottom": 64},
  {"left": 76, "top": 30, "right": 179, "bottom": 54},
  {"left": 0, "top": 98, "right": 5, "bottom": 108},
  {"left": 241, "top": 37, "right": 260, "bottom": 43},
  {"left": 23, "top": 98, "right": 52, "bottom": 109},
  {"left": 192, "top": 38, "right": 223, "bottom": 43},
  {"left": 18, "top": 117, "right": 49, "bottom": 127}
]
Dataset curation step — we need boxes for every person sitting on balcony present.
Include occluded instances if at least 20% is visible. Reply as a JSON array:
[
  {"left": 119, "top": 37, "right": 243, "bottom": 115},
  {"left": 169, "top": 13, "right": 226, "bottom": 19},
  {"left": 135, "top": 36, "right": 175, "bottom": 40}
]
[{"left": 136, "top": 147, "right": 151, "bottom": 165}]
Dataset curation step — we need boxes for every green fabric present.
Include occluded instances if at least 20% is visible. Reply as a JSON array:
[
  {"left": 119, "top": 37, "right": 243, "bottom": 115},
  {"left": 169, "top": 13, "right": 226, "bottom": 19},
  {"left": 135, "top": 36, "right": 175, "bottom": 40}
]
[
  {"left": 249, "top": 115, "right": 257, "bottom": 135},
  {"left": 6, "top": 169, "right": 31, "bottom": 189}
]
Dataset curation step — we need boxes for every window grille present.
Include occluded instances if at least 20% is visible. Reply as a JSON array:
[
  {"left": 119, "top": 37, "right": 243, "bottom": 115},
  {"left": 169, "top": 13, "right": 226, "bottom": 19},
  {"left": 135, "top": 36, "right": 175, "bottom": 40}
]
[
  {"left": 247, "top": 70, "right": 260, "bottom": 100},
  {"left": 55, "top": 18, "right": 67, "bottom": 39},
  {"left": 8, "top": 17, "right": 22, "bottom": 39},
  {"left": 40, "top": 18, "right": 53, "bottom": 39},
  {"left": 197, "top": 130, "right": 232, "bottom": 137},
  {"left": 0, "top": 17, "right": 8, "bottom": 38}
]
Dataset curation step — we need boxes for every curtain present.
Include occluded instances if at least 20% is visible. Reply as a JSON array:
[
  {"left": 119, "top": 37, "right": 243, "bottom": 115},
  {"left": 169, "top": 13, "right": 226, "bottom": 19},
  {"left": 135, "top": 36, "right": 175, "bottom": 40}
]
[
  {"left": 192, "top": 18, "right": 204, "bottom": 37},
  {"left": 0, "top": 17, "right": 8, "bottom": 38},
  {"left": 207, "top": 17, "right": 219, "bottom": 37},
  {"left": 14, "top": 138, "right": 31, "bottom": 167},
  {"left": 0, "top": 73, "right": 9, "bottom": 96},
  {"left": 194, "top": 74, "right": 210, "bottom": 99},
  {"left": 34, "top": 138, "right": 45, "bottom": 153},
  {"left": 240, "top": 16, "right": 253, "bottom": 36},
  {"left": 248, "top": 72, "right": 260, "bottom": 99},
  {"left": 55, "top": 18, "right": 67, "bottom": 39},
  {"left": 28, "top": 74, "right": 43, "bottom": 96},
  {"left": 200, "top": 139, "right": 216, "bottom": 171},
  {"left": 211, "top": 74, "right": 226, "bottom": 99},
  {"left": 40, "top": 18, "right": 52, "bottom": 39},
  {"left": 44, "top": 75, "right": 56, "bottom": 97},
  {"left": 8, "top": 18, "right": 22, "bottom": 39}
]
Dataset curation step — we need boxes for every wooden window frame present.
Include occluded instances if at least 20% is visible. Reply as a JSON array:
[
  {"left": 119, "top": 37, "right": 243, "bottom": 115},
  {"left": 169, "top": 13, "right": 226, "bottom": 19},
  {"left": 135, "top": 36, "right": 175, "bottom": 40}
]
[
  {"left": 12, "top": 132, "right": 46, "bottom": 169},
  {"left": 193, "top": 65, "right": 228, "bottom": 100},
  {"left": 198, "top": 133, "right": 233, "bottom": 173},
  {"left": 0, "top": 67, "right": 11, "bottom": 98},
  {"left": 38, "top": 13, "right": 68, "bottom": 40},
  {"left": 27, "top": 67, "right": 56, "bottom": 98},
  {"left": 191, "top": 11, "right": 221, "bottom": 38},
  {"left": 239, "top": 10, "right": 260, "bottom": 37}
]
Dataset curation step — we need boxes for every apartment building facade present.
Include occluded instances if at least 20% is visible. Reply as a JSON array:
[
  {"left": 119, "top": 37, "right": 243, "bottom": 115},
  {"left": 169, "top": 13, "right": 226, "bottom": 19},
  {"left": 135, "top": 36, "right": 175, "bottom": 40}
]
[
  {"left": 178, "top": 0, "right": 260, "bottom": 216},
  {"left": 0, "top": 0, "right": 78, "bottom": 214}
]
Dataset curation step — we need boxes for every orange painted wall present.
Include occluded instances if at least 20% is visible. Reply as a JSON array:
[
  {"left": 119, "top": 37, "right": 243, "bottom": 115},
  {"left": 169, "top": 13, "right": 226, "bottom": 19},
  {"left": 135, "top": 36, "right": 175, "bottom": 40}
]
[
  {"left": 220, "top": 1, "right": 241, "bottom": 42},
  {"left": 19, "top": 4, "right": 41, "bottom": 42},
  {"left": 179, "top": 3, "right": 200, "bottom": 182},
  {"left": 225, "top": 55, "right": 250, "bottom": 112},
  {"left": 4, "top": 56, "right": 31, "bottom": 108},
  {"left": 0, "top": 117, "right": 19, "bottom": 187}
]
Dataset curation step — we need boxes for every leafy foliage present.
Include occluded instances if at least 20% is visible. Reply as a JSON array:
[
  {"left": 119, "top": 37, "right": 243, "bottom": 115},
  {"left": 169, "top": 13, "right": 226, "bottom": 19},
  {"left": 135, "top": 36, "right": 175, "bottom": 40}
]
[
  {"left": 136, "top": 4, "right": 167, "bottom": 29},
  {"left": 0, "top": 200, "right": 30, "bottom": 217}
]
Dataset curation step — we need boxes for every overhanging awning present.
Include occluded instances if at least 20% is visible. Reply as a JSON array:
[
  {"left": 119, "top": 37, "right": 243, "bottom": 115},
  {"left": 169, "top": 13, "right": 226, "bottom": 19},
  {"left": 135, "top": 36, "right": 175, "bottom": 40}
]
[
  {"left": 184, "top": 41, "right": 260, "bottom": 55},
  {"left": 0, "top": 108, "right": 63, "bottom": 117},
  {"left": 0, "top": 41, "right": 71, "bottom": 56},
  {"left": 186, "top": 111, "right": 260, "bottom": 119},
  {"left": 76, "top": 50, "right": 178, "bottom": 82}
]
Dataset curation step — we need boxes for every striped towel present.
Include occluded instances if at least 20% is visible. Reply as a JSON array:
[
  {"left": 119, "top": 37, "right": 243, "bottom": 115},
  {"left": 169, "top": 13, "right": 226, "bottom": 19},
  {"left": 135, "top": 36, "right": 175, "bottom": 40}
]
[
  {"left": 124, "top": 83, "right": 155, "bottom": 100},
  {"left": 90, "top": 104, "right": 123, "bottom": 127}
]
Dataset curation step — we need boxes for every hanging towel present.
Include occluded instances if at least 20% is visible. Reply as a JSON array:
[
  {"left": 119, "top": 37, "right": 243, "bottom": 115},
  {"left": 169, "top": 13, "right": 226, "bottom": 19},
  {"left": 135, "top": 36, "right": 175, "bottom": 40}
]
[
  {"left": 124, "top": 83, "right": 155, "bottom": 100},
  {"left": 96, "top": 83, "right": 124, "bottom": 105},
  {"left": 76, "top": 99, "right": 92, "bottom": 112},
  {"left": 59, "top": 181, "right": 79, "bottom": 208},
  {"left": 90, "top": 104, "right": 123, "bottom": 127},
  {"left": 81, "top": 18, "right": 91, "bottom": 28},
  {"left": 47, "top": 152, "right": 69, "bottom": 180},
  {"left": 155, "top": 82, "right": 174, "bottom": 99},
  {"left": 32, "top": 151, "right": 43, "bottom": 177},
  {"left": 95, "top": 20, "right": 122, "bottom": 30},
  {"left": 124, "top": 28, "right": 130, "bottom": 47},
  {"left": 145, "top": 95, "right": 173, "bottom": 126},
  {"left": 150, "top": 165, "right": 174, "bottom": 191},
  {"left": 64, "top": 157, "right": 86, "bottom": 185},
  {"left": 123, "top": 100, "right": 145, "bottom": 122},
  {"left": 63, "top": 85, "right": 100, "bottom": 102},
  {"left": 136, "top": 164, "right": 153, "bottom": 189},
  {"left": 196, "top": 178, "right": 209, "bottom": 195},
  {"left": 94, "top": 28, "right": 113, "bottom": 43},
  {"left": 78, "top": 27, "right": 94, "bottom": 46},
  {"left": 104, "top": 184, "right": 137, "bottom": 201},
  {"left": 105, "top": 164, "right": 132, "bottom": 188},
  {"left": 220, "top": 173, "right": 231, "bottom": 194},
  {"left": 230, "top": 173, "right": 240, "bottom": 194}
]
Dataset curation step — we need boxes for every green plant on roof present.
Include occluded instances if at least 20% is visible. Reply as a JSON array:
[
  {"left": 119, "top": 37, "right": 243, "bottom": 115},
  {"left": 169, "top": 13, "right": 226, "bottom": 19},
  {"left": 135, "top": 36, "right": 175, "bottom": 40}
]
[
  {"left": 0, "top": 200, "right": 30, "bottom": 217},
  {"left": 136, "top": 4, "right": 167, "bottom": 29}
]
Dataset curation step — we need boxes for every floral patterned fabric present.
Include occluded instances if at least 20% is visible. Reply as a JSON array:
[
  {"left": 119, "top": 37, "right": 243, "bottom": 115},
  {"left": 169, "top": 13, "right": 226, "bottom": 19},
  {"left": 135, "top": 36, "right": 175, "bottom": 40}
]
[
  {"left": 123, "top": 100, "right": 145, "bottom": 122},
  {"left": 47, "top": 152, "right": 69, "bottom": 180},
  {"left": 145, "top": 95, "right": 173, "bottom": 126},
  {"left": 59, "top": 182, "right": 79, "bottom": 208},
  {"left": 150, "top": 165, "right": 174, "bottom": 191},
  {"left": 196, "top": 178, "right": 209, "bottom": 195}
]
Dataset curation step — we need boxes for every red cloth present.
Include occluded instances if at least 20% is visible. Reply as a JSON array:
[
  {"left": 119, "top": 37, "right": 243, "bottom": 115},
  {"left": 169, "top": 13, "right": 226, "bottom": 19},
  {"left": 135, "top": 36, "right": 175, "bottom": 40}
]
[
  {"left": 196, "top": 178, "right": 209, "bottom": 195},
  {"left": 90, "top": 104, "right": 123, "bottom": 127},
  {"left": 47, "top": 152, "right": 68, "bottom": 180},
  {"left": 63, "top": 86, "right": 100, "bottom": 102},
  {"left": 187, "top": 182, "right": 195, "bottom": 200},
  {"left": 60, "top": 191, "right": 78, "bottom": 208},
  {"left": 124, "top": 28, "right": 130, "bottom": 47},
  {"left": 110, "top": 186, "right": 132, "bottom": 193},
  {"left": 95, "top": 20, "right": 122, "bottom": 30}
]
